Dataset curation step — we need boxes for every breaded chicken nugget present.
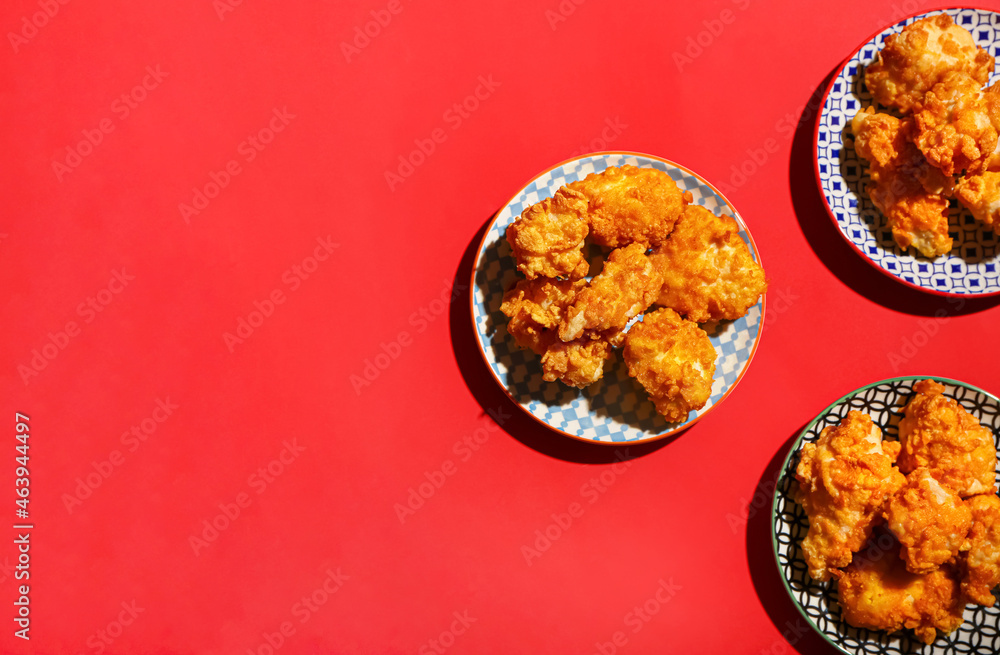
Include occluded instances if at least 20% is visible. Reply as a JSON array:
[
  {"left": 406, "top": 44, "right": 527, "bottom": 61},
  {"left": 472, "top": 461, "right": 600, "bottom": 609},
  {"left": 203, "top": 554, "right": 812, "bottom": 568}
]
[
  {"left": 852, "top": 109, "right": 954, "bottom": 257},
  {"left": 884, "top": 468, "right": 973, "bottom": 574},
  {"left": 981, "top": 81, "right": 1000, "bottom": 170},
  {"left": 852, "top": 107, "right": 954, "bottom": 196},
  {"left": 622, "top": 308, "right": 716, "bottom": 423},
  {"left": 795, "top": 411, "right": 907, "bottom": 581},
  {"left": 913, "top": 71, "right": 998, "bottom": 176},
  {"left": 838, "top": 539, "right": 966, "bottom": 644},
  {"left": 567, "top": 165, "right": 687, "bottom": 248},
  {"left": 500, "top": 277, "right": 616, "bottom": 388},
  {"left": 506, "top": 187, "right": 590, "bottom": 280},
  {"left": 649, "top": 205, "right": 766, "bottom": 323},
  {"left": 868, "top": 179, "right": 952, "bottom": 258},
  {"left": 956, "top": 170, "right": 1000, "bottom": 235},
  {"left": 501, "top": 277, "right": 586, "bottom": 354},
  {"left": 559, "top": 243, "right": 663, "bottom": 342},
  {"left": 541, "top": 339, "right": 614, "bottom": 389},
  {"left": 864, "top": 13, "right": 994, "bottom": 114},
  {"left": 898, "top": 379, "right": 997, "bottom": 498},
  {"left": 962, "top": 493, "right": 1000, "bottom": 606}
]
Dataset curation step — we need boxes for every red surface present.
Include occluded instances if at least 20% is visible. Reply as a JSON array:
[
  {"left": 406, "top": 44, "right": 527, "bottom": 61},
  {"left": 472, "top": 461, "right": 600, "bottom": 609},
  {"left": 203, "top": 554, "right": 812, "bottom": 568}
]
[{"left": 2, "top": 1, "right": 999, "bottom": 653}]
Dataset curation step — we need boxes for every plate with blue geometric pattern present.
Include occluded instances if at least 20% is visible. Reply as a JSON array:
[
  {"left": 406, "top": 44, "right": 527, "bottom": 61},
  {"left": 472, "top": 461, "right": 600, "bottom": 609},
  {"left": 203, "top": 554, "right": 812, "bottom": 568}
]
[
  {"left": 772, "top": 376, "right": 1000, "bottom": 654},
  {"left": 814, "top": 7, "right": 1000, "bottom": 297},
  {"left": 469, "top": 152, "right": 765, "bottom": 444}
]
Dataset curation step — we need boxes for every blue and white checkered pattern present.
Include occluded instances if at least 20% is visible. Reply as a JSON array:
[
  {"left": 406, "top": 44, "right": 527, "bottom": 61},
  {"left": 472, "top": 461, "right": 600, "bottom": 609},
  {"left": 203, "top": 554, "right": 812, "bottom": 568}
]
[
  {"left": 817, "top": 8, "right": 1000, "bottom": 296},
  {"left": 472, "top": 153, "right": 765, "bottom": 443}
]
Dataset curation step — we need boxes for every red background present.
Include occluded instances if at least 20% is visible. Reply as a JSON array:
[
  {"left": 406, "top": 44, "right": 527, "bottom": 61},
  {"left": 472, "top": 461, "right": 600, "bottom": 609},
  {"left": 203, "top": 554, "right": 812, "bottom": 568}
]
[{"left": 2, "top": 1, "right": 999, "bottom": 653}]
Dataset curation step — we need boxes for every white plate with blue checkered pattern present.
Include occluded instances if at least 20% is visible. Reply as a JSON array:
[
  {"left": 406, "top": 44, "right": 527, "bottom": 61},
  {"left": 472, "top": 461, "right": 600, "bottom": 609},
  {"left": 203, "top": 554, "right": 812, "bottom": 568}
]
[
  {"left": 815, "top": 7, "right": 1000, "bottom": 297},
  {"left": 470, "top": 152, "right": 765, "bottom": 444}
]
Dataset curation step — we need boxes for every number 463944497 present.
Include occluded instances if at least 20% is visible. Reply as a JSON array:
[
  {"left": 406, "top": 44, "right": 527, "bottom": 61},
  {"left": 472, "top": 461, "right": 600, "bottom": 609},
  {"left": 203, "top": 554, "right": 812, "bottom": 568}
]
[{"left": 15, "top": 413, "right": 29, "bottom": 517}]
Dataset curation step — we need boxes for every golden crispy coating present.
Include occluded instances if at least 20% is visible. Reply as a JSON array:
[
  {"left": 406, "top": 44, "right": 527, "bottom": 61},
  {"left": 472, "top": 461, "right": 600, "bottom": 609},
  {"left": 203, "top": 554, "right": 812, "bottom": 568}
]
[
  {"left": 956, "top": 171, "right": 1000, "bottom": 235},
  {"left": 506, "top": 188, "right": 590, "bottom": 280},
  {"left": 500, "top": 277, "right": 616, "bottom": 388},
  {"left": 794, "top": 411, "right": 907, "bottom": 582},
  {"left": 871, "top": 181, "right": 952, "bottom": 258},
  {"left": 649, "top": 205, "right": 767, "bottom": 323},
  {"left": 559, "top": 243, "right": 663, "bottom": 342},
  {"left": 837, "top": 539, "right": 966, "bottom": 644},
  {"left": 851, "top": 108, "right": 954, "bottom": 257},
  {"left": 898, "top": 379, "right": 997, "bottom": 498},
  {"left": 884, "top": 468, "right": 973, "bottom": 574},
  {"left": 864, "top": 13, "right": 994, "bottom": 114},
  {"left": 963, "top": 493, "right": 1000, "bottom": 606},
  {"left": 913, "top": 71, "right": 998, "bottom": 176},
  {"left": 981, "top": 81, "right": 1000, "bottom": 170},
  {"left": 566, "top": 165, "right": 686, "bottom": 248},
  {"left": 852, "top": 108, "right": 954, "bottom": 196},
  {"left": 541, "top": 339, "right": 613, "bottom": 388},
  {"left": 622, "top": 308, "right": 716, "bottom": 423},
  {"left": 500, "top": 277, "right": 586, "bottom": 355}
]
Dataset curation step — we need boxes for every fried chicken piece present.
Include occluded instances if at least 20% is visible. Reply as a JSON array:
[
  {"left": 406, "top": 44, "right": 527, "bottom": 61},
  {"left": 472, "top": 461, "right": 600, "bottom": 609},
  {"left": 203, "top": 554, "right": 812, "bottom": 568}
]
[
  {"left": 622, "top": 308, "right": 716, "bottom": 423},
  {"left": 838, "top": 539, "right": 966, "bottom": 644},
  {"left": 541, "top": 338, "right": 613, "bottom": 388},
  {"left": 566, "top": 165, "right": 687, "bottom": 248},
  {"left": 962, "top": 493, "right": 1000, "bottom": 606},
  {"left": 864, "top": 13, "right": 994, "bottom": 114},
  {"left": 501, "top": 277, "right": 586, "bottom": 354},
  {"left": 913, "top": 71, "right": 998, "bottom": 176},
  {"left": 851, "top": 108, "right": 954, "bottom": 257},
  {"left": 898, "top": 379, "right": 997, "bottom": 498},
  {"left": 956, "top": 171, "right": 1000, "bottom": 235},
  {"left": 559, "top": 243, "right": 663, "bottom": 342},
  {"left": 649, "top": 205, "right": 767, "bottom": 322},
  {"left": 852, "top": 107, "right": 954, "bottom": 196},
  {"left": 884, "top": 468, "right": 973, "bottom": 574},
  {"left": 794, "top": 411, "right": 906, "bottom": 581},
  {"left": 506, "top": 188, "right": 590, "bottom": 280},
  {"left": 500, "top": 277, "right": 617, "bottom": 387},
  {"left": 980, "top": 81, "right": 1000, "bottom": 170}
]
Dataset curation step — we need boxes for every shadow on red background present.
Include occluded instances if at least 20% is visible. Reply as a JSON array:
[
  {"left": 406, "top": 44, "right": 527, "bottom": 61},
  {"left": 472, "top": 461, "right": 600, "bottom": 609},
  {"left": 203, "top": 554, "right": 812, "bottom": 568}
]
[
  {"left": 745, "top": 426, "right": 842, "bottom": 655},
  {"left": 789, "top": 68, "right": 1000, "bottom": 318},
  {"left": 447, "top": 215, "right": 686, "bottom": 464}
]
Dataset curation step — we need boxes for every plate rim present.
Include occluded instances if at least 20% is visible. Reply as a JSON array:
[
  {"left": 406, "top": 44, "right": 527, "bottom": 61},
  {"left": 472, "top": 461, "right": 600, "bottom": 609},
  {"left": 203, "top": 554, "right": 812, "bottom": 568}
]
[
  {"left": 467, "top": 150, "right": 767, "bottom": 446},
  {"left": 769, "top": 374, "right": 1000, "bottom": 654},
  {"left": 811, "top": 5, "right": 1000, "bottom": 299}
]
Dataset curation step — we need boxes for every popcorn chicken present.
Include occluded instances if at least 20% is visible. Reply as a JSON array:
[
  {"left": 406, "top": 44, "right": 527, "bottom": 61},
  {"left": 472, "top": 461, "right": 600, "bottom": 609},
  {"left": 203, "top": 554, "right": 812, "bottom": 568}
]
[
  {"left": 559, "top": 243, "right": 662, "bottom": 342},
  {"left": 649, "top": 205, "right": 767, "bottom": 322},
  {"left": 567, "top": 164, "right": 686, "bottom": 248},
  {"left": 795, "top": 411, "right": 906, "bottom": 581},
  {"left": 962, "top": 493, "right": 1000, "bottom": 606},
  {"left": 506, "top": 187, "right": 590, "bottom": 280},
  {"left": 838, "top": 539, "right": 966, "bottom": 644},
  {"left": 622, "top": 308, "right": 716, "bottom": 423},
  {"left": 884, "top": 468, "right": 972, "bottom": 574},
  {"left": 864, "top": 13, "right": 993, "bottom": 113},
  {"left": 897, "top": 379, "right": 997, "bottom": 498}
]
